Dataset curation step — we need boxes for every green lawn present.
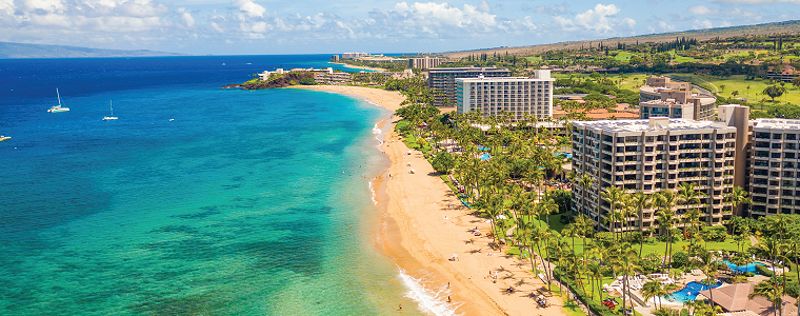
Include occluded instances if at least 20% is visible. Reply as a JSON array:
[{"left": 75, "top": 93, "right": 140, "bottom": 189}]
[
  {"left": 525, "top": 56, "right": 544, "bottom": 64},
  {"left": 611, "top": 50, "right": 636, "bottom": 62},
  {"left": 666, "top": 73, "right": 800, "bottom": 104},
  {"left": 552, "top": 72, "right": 648, "bottom": 94},
  {"left": 669, "top": 50, "right": 699, "bottom": 63}
]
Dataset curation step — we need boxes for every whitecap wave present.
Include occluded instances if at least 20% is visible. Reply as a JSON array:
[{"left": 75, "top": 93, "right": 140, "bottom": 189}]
[
  {"left": 397, "top": 269, "right": 459, "bottom": 316},
  {"left": 368, "top": 180, "right": 378, "bottom": 206},
  {"left": 372, "top": 123, "right": 383, "bottom": 144}
]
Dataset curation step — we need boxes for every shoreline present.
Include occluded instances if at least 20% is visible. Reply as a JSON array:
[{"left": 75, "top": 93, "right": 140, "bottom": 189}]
[
  {"left": 292, "top": 85, "right": 566, "bottom": 316},
  {"left": 329, "top": 62, "right": 387, "bottom": 73}
]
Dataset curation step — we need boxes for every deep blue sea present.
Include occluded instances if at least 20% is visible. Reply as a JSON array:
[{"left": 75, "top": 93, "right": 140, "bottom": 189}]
[{"left": 0, "top": 55, "right": 418, "bottom": 315}]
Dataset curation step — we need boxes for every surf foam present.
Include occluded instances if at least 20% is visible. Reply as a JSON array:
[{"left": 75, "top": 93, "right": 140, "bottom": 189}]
[{"left": 398, "top": 269, "right": 459, "bottom": 316}]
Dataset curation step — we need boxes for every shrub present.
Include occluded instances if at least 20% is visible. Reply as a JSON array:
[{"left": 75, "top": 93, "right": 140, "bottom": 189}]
[
  {"left": 786, "top": 282, "right": 800, "bottom": 298},
  {"left": 624, "top": 231, "right": 644, "bottom": 243},
  {"left": 701, "top": 226, "right": 728, "bottom": 242},
  {"left": 595, "top": 232, "right": 615, "bottom": 245},
  {"left": 553, "top": 269, "right": 618, "bottom": 316},
  {"left": 431, "top": 152, "right": 454, "bottom": 174},
  {"left": 756, "top": 264, "right": 775, "bottom": 277},
  {"left": 671, "top": 252, "right": 689, "bottom": 268}
]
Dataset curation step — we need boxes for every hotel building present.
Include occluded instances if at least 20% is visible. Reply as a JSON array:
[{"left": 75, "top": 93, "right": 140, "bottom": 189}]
[
  {"left": 455, "top": 70, "right": 554, "bottom": 121},
  {"left": 428, "top": 67, "right": 511, "bottom": 107},
  {"left": 639, "top": 76, "right": 717, "bottom": 120},
  {"left": 748, "top": 118, "right": 800, "bottom": 216},
  {"left": 408, "top": 56, "right": 445, "bottom": 70},
  {"left": 571, "top": 117, "right": 737, "bottom": 231}
]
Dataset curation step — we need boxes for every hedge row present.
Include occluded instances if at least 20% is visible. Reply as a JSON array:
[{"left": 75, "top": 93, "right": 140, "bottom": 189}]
[{"left": 553, "top": 269, "right": 618, "bottom": 316}]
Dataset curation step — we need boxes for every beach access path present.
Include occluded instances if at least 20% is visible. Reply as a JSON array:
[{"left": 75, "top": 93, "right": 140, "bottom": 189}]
[{"left": 293, "top": 85, "right": 567, "bottom": 316}]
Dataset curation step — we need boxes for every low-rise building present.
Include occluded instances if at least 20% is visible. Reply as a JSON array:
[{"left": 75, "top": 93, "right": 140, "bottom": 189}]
[
  {"left": 571, "top": 117, "right": 737, "bottom": 231},
  {"left": 428, "top": 67, "right": 511, "bottom": 107},
  {"left": 639, "top": 76, "right": 717, "bottom": 120},
  {"left": 455, "top": 70, "right": 554, "bottom": 121}
]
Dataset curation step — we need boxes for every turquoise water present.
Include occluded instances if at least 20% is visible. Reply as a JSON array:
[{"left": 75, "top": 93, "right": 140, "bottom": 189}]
[
  {"left": 723, "top": 260, "right": 765, "bottom": 274},
  {"left": 0, "top": 57, "right": 418, "bottom": 315},
  {"left": 666, "top": 281, "right": 722, "bottom": 303}
]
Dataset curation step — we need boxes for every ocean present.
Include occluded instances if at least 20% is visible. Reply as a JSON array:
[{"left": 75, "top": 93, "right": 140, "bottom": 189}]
[{"left": 0, "top": 56, "right": 422, "bottom": 315}]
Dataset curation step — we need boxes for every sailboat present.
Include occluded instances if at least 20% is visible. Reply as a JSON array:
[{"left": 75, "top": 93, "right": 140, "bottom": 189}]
[
  {"left": 47, "top": 88, "right": 71, "bottom": 113},
  {"left": 103, "top": 100, "right": 119, "bottom": 121}
]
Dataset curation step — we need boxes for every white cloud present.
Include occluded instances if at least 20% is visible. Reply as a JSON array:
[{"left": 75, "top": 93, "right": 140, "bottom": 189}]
[
  {"left": 236, "top": 0, "right": 265, "bottom": 18},
  {"left": 714, "top": 0, "right": 800, "bottom": 3},
  {"left": 689, "top": 5, "right": 713, "bottom": 15},
  {"left": 555, "top": 3, "right": 634, "bottom": 33},
  {"left": 22, "top": 0, "right": 66, "bottom": 13},
  {"left": 391, "top": 2, "right": 497, "bottom": 30},
  {"left": 0, "top": 0, "right": 14, "bottom": 16},
  {"left": 179, "top": 8, "right": 195, "bottom": 28},
  {"left": 693, "top": 19, "right": 713, "bottom": 29}
]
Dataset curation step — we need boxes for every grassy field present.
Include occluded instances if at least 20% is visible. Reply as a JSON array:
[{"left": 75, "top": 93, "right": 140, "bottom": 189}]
[
  {"left": 669, "top": 50, "right": 699, "bottom": 63},
  {"left": 666, "top": 73, "right": 800, "bottom": 104},
  {"left": 553, "top": 72, "right": 648, "bottom": 94}
]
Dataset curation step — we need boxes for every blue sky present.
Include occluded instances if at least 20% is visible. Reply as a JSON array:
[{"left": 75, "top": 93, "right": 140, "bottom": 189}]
[{"left": 0, "top": 0, "right": 797, "bottom": 55}]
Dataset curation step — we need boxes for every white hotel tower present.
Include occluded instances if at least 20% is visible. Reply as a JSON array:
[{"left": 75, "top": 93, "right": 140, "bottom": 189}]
[{"left": 455, "top": 70, "right": 554, "bottom": 122}]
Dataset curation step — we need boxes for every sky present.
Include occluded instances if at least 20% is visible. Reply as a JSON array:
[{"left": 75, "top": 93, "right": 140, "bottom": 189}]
[{"left": 0, "top": 0, "right": 798, "bottom": 55}]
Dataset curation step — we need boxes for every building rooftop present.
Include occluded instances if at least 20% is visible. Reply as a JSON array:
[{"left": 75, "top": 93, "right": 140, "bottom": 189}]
[
  {"left": 699, "top": 282, "right": 797, "bottom": 316},
  {"left": 573, "top": 117, "right": 733, "bottom": 133},
  {"left": 752, "top": 118, "right": 800, "bottom": 130},
  {"left": 428, "top": 67, "right": 509, "bottom": 73},
  {"left": 456, "top": 76, "right": 552, "bottom": 82}
]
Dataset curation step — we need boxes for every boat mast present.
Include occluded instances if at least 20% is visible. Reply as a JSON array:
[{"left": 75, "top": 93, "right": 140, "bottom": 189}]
[
  {"left": 110, "top": 100, "right": 113, "bottom": 115},
  {"left": 56, "top": 88, "right": 62, "bottom": 106}
]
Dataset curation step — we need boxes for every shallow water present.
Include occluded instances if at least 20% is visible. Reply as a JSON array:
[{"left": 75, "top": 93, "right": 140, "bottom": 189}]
[{"left": 0, "top": 56, "right": 418, "bottom": 315}]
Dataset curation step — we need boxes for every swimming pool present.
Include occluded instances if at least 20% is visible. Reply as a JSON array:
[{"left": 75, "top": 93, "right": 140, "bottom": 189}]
[
  {"left": 665, "top": 281, "right": 723, "bottom": 303},
  {"left": 723, "top": 260, "right": 765, "bottom": 274}
]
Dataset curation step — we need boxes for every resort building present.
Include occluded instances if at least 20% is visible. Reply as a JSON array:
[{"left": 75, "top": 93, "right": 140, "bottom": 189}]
[
  {"left": 455, "top": 70, "right": 554, "bottom": 121},
  {"left": 428, "top": 67, "right": 511, "bottom": 107},
  {"left": 408, "top": 56, "right": 445, "bottom": 70},
  {"left": 571, "top": 117, "right": 737, "bottom": 231},
  {"left": 748, "top": 118, "right": 800, "bottom": 216},
  {"left": 698, "top": 282, "right": 798, "bottom": 316},
  {"left": 341, "top": 52, "right": 369, "bottom": 59},
  {"left": 639, "top": 76, "right": 717, "bottom": 120}
]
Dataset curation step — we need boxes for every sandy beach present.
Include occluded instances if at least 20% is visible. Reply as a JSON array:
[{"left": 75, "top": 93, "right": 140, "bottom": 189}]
[
  {"left": 330, "top": 62, "right": 387, "bottom": 73},
  {"left": 294, "top": 85, "right": 566, "bottom": 316}
]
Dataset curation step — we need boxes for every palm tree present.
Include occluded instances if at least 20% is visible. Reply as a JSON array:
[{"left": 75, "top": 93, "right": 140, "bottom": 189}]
[
  {"left": 630, "top": 192, "right": 652, "bottom": 256},
  {"left": 602, "top": 186, "right": 625, "bottom": 238},
  {"left": 750, "top": 277, "right": 785, "bottom": 316},
  {"left": 577, "top": 174, "right": 595, "bottom": 224},
  {"left": 724, "top": 186, "right": 750, "bottom": 221},
  {"left": 654, "top": 190, "right": 678, "bottom": 270},
  {"left": 642, "top": 278, "right": 664, "bottom": 309},
  {"left": 677, "top": 182, "right": 705, "bottom": 240},
  {"left": 612, "top": 243, "right": 641, "bottom": 314}
]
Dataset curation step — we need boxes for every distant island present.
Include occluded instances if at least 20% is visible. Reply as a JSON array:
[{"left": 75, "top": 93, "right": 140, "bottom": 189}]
[{"left": 0, "top": 41, "right": 179, "bottom": 59}]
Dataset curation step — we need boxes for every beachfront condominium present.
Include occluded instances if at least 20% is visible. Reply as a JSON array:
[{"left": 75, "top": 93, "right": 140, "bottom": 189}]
[
  {"left": 427, "top": 67, "right": 511, "bottom": 107},
  {"left": 408, "top": 56, "right": 445, "bottom": 70},
  {"left": 571, "top": 117, "right": 737, "bottom": 231},
  {"left": 341, "top": 52, "right": 369, "bottom": 59},
  {"left": 748, "top": 118, "right": 800, "bottom": 216},
  {"left": 455, "top": 70, "right": 554, "bottom": 121},
  {"left": 639, "top": 76, "right": 717, "bottom": 120}
]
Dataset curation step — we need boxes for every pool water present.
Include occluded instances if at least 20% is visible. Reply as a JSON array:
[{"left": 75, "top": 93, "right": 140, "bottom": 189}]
[
  {"left": 724, "top": 260, "right": 766, "bottom": 274},
  {"left": 666, "top": 281, "right": 723, "bottom": 303}
]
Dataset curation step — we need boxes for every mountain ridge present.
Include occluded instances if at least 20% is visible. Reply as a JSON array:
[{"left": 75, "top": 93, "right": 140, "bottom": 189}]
[
  {"left": 445, "top": 19, "right": 800, "bottom": 58},
  {"left": 0, "top": 41, "right": 180, "bottom": 59}
]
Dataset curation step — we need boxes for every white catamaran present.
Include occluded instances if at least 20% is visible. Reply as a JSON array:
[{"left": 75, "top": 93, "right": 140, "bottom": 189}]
[
  {"left": 47, "top": 88, "right": 71, "bottom": 113},
  {"left": 102, "top": 100, "right": 118, "bottom": 121}
]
